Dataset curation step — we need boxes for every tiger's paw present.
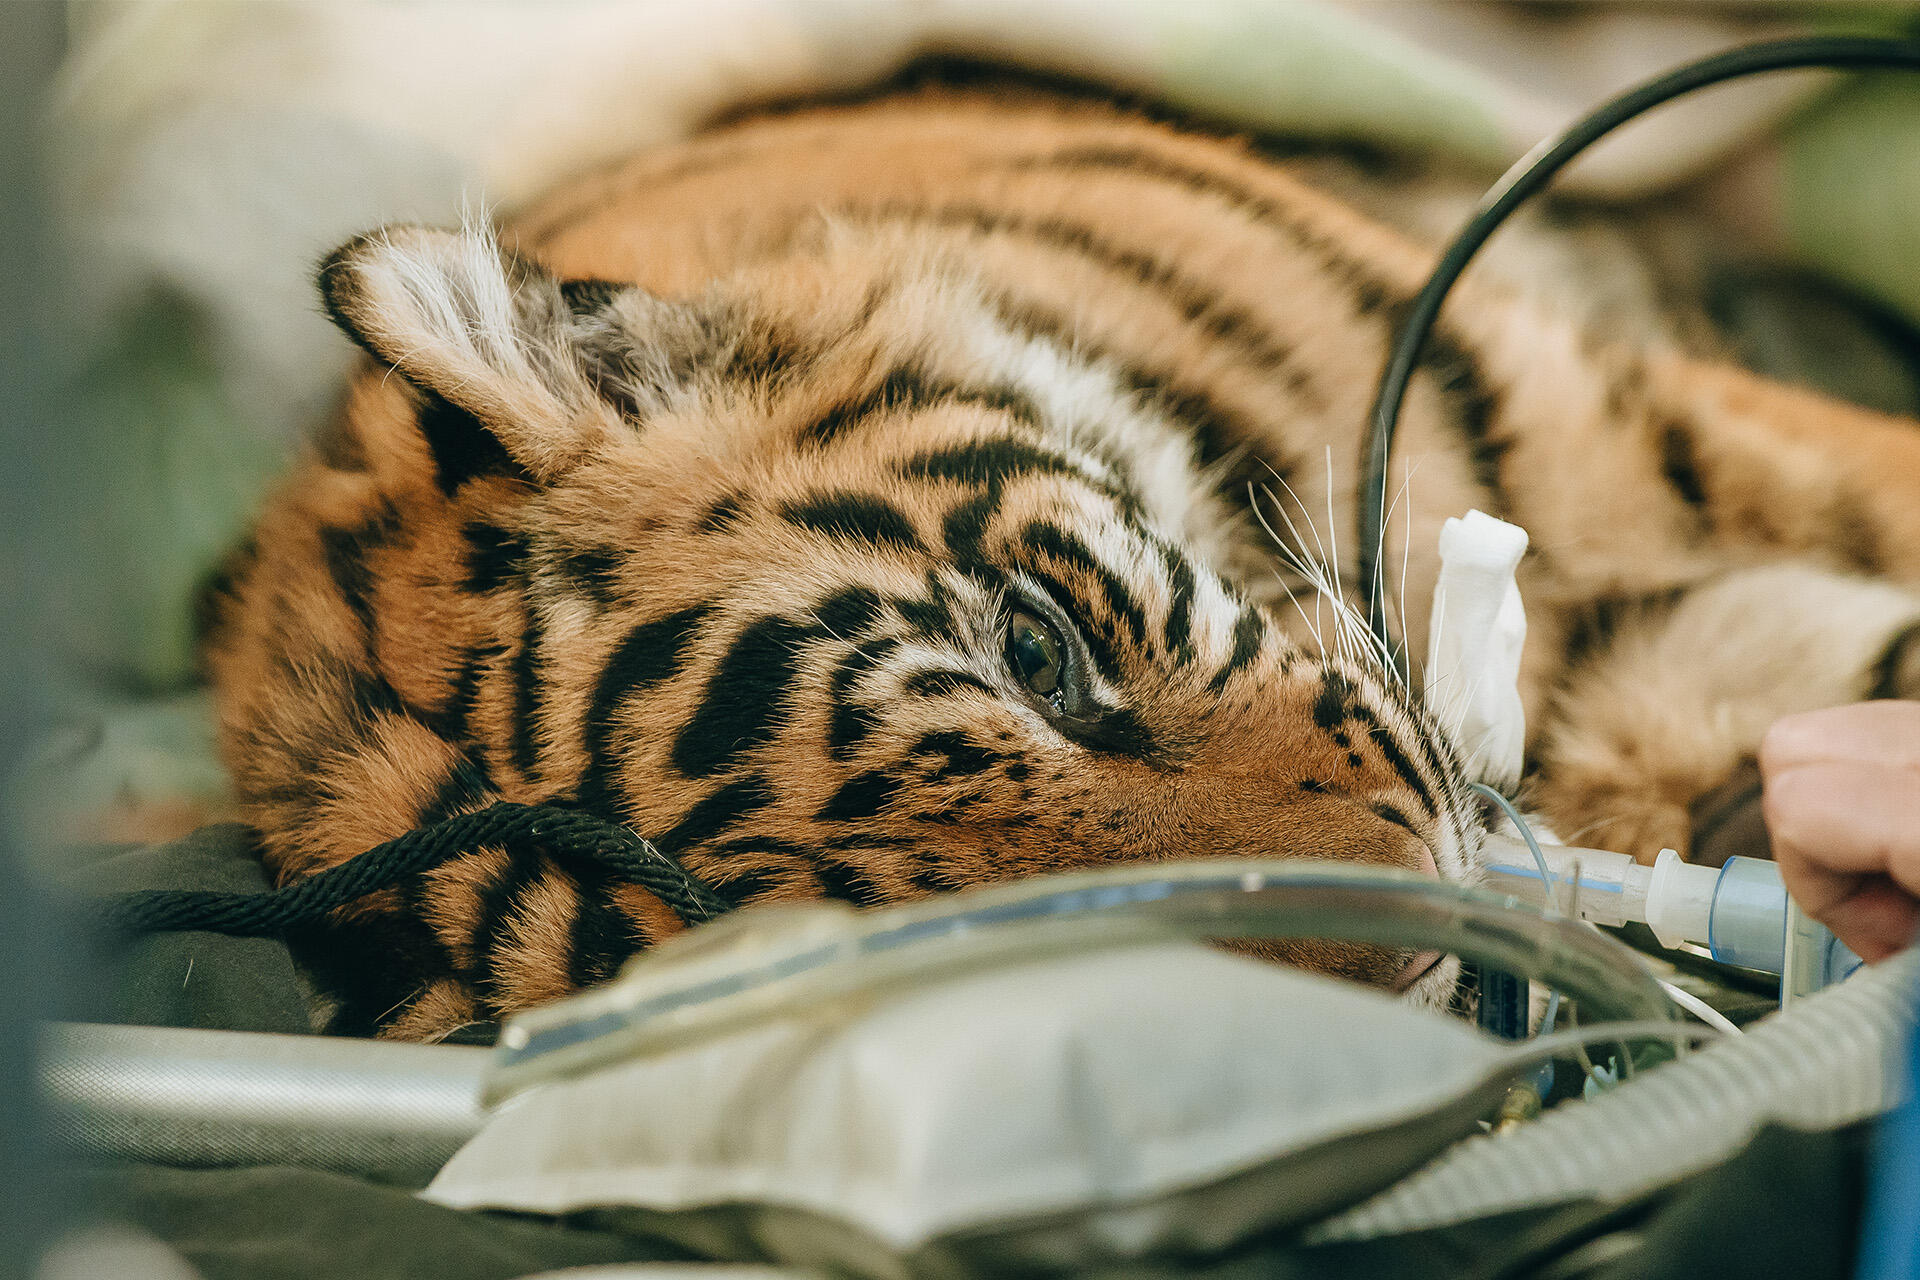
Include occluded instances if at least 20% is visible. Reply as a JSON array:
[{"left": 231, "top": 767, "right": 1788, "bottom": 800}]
[{"left": 1531, "top": 779, "right": 1696, "bottom": 866}]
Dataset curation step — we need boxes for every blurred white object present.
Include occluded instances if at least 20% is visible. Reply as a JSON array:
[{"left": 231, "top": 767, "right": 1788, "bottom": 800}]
[
  {"left": 1424, "top": 509, "right": 1529, "bottom": 791},
  {"left": 428, "top": 943, "right": 1533, "bottom": 1275},
  {"left": 35, "top": 1225, "right": 202, "bottom": 1280}
]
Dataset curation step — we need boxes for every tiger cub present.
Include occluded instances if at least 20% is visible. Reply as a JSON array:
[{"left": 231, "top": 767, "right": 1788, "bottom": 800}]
[{"left": 206, "top": 90, "right": 1920, "bottom": 1039}]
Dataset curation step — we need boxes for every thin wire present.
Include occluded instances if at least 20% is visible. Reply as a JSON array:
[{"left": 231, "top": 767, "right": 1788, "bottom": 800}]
[
  {"left": 1470, "top": 781, "right": 1566, "bottom": 917},
  {"left": 1356, "top": 35, "right": 1920, "bottom": 658},
  {"left": 1659, "top": 979, "right": 1745, "bottom": 1037},
  {"left": 1522, "top": 1018, "right": 1721, "bottom": 1061},
  {"left": 1467, "top": 782, "right": 1658, "bottom": 1093}
]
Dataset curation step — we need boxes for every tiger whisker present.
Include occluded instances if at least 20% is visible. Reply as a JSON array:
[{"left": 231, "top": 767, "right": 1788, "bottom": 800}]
[
  {"left": 1377, "top": 456, "right": 1421, "bottom": 663},
  {"left": 1257, "top": 457, "right": 1405, "bottom": 692},
  {"left": 1251, "top": 477, "right": 1402, "bottom": 687},
  {"left": 1267, "top": 570, "right": 1328, "bottom": 658},
  {"left": 1248, "top": 490, "right": 1330, "bottom": 658}
]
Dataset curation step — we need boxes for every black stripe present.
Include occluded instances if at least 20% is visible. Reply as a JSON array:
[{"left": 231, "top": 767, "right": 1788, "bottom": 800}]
[
  {"left": 1207, "top": 605, "right": 1267, "bottom": 693},
  {"left": 1372, "top": 802, "right": 1418, "bottom": 836},
  {"left": 1066, "top": 705, "right": 1167, "bottom": 766},
  {"left": 565, "top": 862, "right": 646, "bottom": 989},
  {"left": 561, "top": 546, "right": 624, "bottom": 606},
  {"left": 576, "top": 605, "right": 712, "bottom": 817},
  {"left": 419, "top": 756, "right": 494, "bottom": 823},
  {"left": 910, "top": 867, "right": 956, "bottom": 897},
  {"left": 1559, "top": 590, "right": 1684, "bottom": 675},
  {"left": 321, "top": 525, "right": 377, "bottom": 636},
  {"left": 418, "top": 392, "right": 525, "bottom": 496},
  {"left": 982, "top": 289, "right": 1293, "bottom": 500},
  {"left": 826, "top": 637, "right": 900, "bottom": 761},
  {"left": 508, "top": 606, "right": 546, "bottom": 782},
  {"left": 705, "top": 866, "right": 784, "bottom": 909},
  {"left": 671, "top": 614, "right": 813, "bottom": 776},
  {"left": 265, "top": 660, "right": 401, "bottom": 781},
  {"left": 651, "top": 773, "right": 777, "bottom": 855},
  {"left": 1362, "top": 720, "right": 1440, "bottom": 820},
  {"left": 823, "top": 831, "right": 913, "bottom": 851},
  {"left": 894, "top": 579, "right": 954, "bottom": 635},
  {"left": 1157, "top": 541, "right": 1198, "bottom": 660},
  {"left": 781, "top": 492, "right": 927, "bottom": 555},
  {"left": 804, "top": 364, "right": 1040, "bottom": 446},
  {"left": 462, "top": 522, "right": 527, "bottom": 593},
  {"left": 1659, "top": 419, "right": 1710, "bottom": 509},
  {"left": 319, "top": 503, "right": 401, "bottom": 637},
  {"left": 706, "top": 835, "right": 819, "bottom": 861},
  {"left": 817, "top": 769, "right": 904, "bottom": 822},
  {"left": 698, "top": 492, "right": 747, "bottom": 533},
  {"left": 813, "top": 859, "right": 886, "bottom": 907},
  {"left": 987, "top": 150, "right": 1514, "bottom": 510},
  {"left": 424, "top": 641, "right": 500, "bottom": 742},
  {"left": 1345, "top": 699, "right": 1443, "bottom": 822},
  {"left": 720, "top": 319, "right": 814, "bottom": 390},
  {"left": 901, "top": 669, "right": 995, "bottom": 698},
  {"left": 942, "top": 491, "right": 999, "bottom": 567},
  {"left": 558, "top": 278, "right": 624, "bottom": 312},
  {"left": 909, "top": 731, "right": 1003, "bottom": 779},
  {"left": 1312, "top": 670, "right": 1351, "bottom": 730},
  {"left": 814, "top": 586, "right": 887, "bottom": 640},
  {"left": 868, "top": 200, "right": 1322, "bottom": 408},
  {"left": 905, "top": 437, "right": 1139, "bottom": 516},
  {"left": 471, "top": 851, "right": 549, "bottom": 991},
  {"left": 342, "top": 661, "right": 403, "bottom": 720},
  {"left": 903, "top": 437, "right": 1095, "bottom": 489},
  {"left": 1001, "top": 146, "right": 1387, "bottom": 302},
  {"left": 1403, "top": 322, "right": 1510, "bottom": 506}
]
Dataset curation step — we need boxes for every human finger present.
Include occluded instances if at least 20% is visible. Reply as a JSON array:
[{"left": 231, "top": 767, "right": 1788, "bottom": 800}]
[{"left": 1760, "top": 701, "right": 1920, "bottom": 774}]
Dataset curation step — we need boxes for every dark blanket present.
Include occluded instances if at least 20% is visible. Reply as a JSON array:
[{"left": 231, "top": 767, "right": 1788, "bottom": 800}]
[{"left": 69, "top": 824, "right": 314, "bottom": 1035}]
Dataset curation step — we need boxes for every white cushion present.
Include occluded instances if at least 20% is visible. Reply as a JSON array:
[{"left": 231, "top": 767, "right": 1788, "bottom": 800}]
[{"left": 426, "top": 943, "right": 1527, "bottom": 1276}]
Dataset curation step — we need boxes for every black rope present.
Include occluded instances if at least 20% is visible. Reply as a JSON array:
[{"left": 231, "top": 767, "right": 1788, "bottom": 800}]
[
  {"left": 99, "top": 802, "right": 732, "bottom": 937},
  {"left": 1356, "top": 34, "right": 1920, "bottom": 667}
]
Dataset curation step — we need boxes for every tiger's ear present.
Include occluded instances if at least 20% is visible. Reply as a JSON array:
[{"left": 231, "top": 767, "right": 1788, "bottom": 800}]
[{"left": 318, "top": 225, "right": 625, "bottom": 483}]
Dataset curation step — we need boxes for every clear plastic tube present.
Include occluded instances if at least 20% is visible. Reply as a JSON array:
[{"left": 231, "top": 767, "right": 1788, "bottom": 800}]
[
  {"left": 1480, "top": 835, "right": 1862, "bottom": 990},
  {"left": 1479, "top": 834, "right": 1647, "bottom": 928},
  {"left": 488, "top": 857, "right": 1679, "bottom": 1102}
]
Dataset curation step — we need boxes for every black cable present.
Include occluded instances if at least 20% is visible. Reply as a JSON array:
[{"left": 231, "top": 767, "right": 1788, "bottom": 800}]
[
  {"left": 1357, "top": 34, "right": 1920, "bottom": 657},
  {"left": 99, "top": 802, "right": 732, "bottom": 937}
]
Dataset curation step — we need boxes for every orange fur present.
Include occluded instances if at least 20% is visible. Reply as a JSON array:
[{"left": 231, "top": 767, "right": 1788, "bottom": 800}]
[{"left": 207, "top": 90, "right": 1920, "bottom": 1038}]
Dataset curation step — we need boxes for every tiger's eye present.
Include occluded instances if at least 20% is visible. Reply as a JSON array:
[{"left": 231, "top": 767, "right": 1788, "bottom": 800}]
[{"left": 1006, "top": 610, "right": 1063, "bottom": 697}]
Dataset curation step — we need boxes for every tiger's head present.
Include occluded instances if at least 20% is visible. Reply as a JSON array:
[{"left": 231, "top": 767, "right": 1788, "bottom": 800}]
[{"left": 218, "top": 222, "right": 1483, "bottom": 1009}]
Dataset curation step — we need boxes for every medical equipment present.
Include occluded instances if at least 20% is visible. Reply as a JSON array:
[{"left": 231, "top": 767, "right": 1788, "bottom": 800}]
[
  {"left": 485, "top": 855, "right": 1680, "bottom": 1102},
  {"left": 1479, "top": 834, "right": 1863, "bottom": 998}
]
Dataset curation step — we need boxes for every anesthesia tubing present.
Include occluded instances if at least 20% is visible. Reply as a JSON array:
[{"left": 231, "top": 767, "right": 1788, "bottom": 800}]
[
  {"left": 486, "top": 857, "right": 1679, "bottom": 1101},
  {"left": 1480, "top": 835, "right": 1862, "bottom": 991}
]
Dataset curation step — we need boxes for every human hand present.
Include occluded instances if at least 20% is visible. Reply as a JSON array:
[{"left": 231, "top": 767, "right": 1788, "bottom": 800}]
[{"left": 1760, "top": 702, "right": 1920, "bottom": 962}]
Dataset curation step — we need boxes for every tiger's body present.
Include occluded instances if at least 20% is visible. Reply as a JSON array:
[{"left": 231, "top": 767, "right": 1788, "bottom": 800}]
[{"left": 208, "top": 89, "right": 1920, "bottom": 1039}]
